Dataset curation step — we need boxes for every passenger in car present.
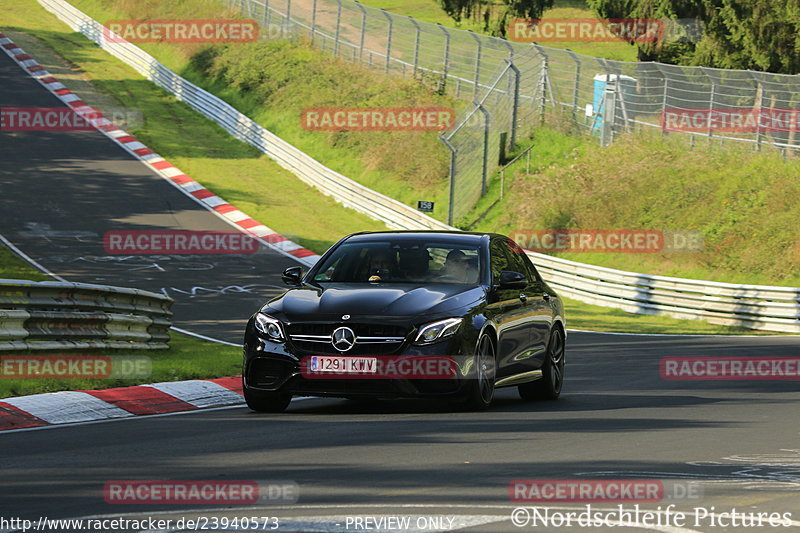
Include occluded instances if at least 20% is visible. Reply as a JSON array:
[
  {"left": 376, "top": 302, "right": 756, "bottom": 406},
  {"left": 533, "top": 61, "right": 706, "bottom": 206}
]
[{"left": 438, "top": 250, "right": 473, "bottom": 282}]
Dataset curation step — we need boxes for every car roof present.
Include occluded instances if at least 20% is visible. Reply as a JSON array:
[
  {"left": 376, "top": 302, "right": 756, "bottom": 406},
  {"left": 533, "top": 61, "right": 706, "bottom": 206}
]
[{"left": 344, "top": 231, "right": 497, "bottom": 245}]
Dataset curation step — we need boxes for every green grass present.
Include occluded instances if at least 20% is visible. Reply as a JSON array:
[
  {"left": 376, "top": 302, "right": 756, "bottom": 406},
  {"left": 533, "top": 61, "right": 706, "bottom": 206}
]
[
  {"left": 0, "top": 247, "right": 51, "bottom": 282},
  {"left": 1, "top": 0, "right": 790, "bottom": 337}
]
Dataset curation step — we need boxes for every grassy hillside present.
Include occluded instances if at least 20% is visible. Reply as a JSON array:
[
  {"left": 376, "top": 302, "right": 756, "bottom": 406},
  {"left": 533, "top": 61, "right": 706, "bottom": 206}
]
[{"left": 472, "top": 128, "right": 800, "bottom": 287}]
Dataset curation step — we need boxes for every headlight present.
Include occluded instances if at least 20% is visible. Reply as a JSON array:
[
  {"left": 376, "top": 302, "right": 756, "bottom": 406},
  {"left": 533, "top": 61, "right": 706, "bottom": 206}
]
[
  {"left": 414, "top": 318, "right": 463, "bottom": 345},
  {"left": 254, "top": 313, "right": 285, "bottom": 342}
]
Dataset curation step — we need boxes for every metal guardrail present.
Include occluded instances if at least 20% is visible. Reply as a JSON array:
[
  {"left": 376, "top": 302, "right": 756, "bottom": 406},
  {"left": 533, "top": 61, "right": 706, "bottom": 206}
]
[
  {"left": 37, "top": 0, "right": 800, "bottom": 334},
  {"left": 531, "top": 256, "right": 800, "bottom": 333},
  {"left": 0, "top": 279, "right": 173, "bottom": 351}
]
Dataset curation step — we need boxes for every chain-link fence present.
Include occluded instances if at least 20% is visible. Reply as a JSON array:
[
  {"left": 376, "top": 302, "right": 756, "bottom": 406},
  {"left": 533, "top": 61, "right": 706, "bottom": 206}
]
[{"left": 226, "top": 0, "right": 800, "bottom": 224}]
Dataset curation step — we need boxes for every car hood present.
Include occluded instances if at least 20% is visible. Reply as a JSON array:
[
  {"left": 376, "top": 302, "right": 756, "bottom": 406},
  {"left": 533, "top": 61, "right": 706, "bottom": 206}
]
[{"left": 263, "top": 283, "right": 484, "bottom": 322}]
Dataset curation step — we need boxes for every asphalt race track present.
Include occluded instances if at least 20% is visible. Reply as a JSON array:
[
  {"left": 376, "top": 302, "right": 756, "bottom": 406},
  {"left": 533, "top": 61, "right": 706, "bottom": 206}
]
[{"left": 1, "top": 44, "right": 800, "bottom": 532}]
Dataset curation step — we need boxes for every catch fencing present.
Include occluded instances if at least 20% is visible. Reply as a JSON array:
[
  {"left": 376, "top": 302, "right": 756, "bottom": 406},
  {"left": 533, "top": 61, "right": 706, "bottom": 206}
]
[
  {"left": 229, "top": 0, "right": 800, "bottom": 222},
  {"left": 0, "top": 279, "right": 173, "bottom": 351}
]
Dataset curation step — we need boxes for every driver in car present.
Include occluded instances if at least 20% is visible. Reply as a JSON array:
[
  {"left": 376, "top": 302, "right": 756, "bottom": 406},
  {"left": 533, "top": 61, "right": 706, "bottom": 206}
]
[{"left": 368, "top": 250, "right": 398, "bottom": 281}]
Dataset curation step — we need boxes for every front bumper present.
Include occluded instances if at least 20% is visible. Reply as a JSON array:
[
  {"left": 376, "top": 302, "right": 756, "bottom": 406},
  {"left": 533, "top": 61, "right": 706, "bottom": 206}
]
[{"left": 243, "top": 335, "right": 476, "bottom": 399}]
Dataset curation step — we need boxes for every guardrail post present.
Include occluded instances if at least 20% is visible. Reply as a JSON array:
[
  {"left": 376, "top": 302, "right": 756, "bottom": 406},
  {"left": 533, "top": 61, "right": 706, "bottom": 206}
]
[
  {"left": 355, "top": 1, "right": 366, "bottom": 62},
  {"left": 440, "top": 135, "right": 457, "bottom": 226},
  {"left": 334, "top": 0, "right": 343, "bottom": 56},
  {"left": 476, "top": 101, "right": 490, "bottom": 196},
  {"left": 505, "top": 58, "right": 520, "bottom": 150},
  {"left": 381, "top": 9, "right": 393, "bottom": 73},
  {"left": 409, "top": 16, "right": 421, "bottom": 77},
  {"left": 286, "top": 0, "right": 292, "bottom": 26},
  {"left": 438, "top": 24, "right": 450, "bottom": 93},
  {"left": 469, "top": 30, "right": 482, "bottom": 98},
  {"left": 264, "top": 0, "right": 271, "bottom": 27}
]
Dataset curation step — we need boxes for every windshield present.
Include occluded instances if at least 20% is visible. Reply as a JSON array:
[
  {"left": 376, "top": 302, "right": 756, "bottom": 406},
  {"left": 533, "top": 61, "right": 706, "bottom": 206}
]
[{"left": 311, "top": 240, "right": 481, "bottom": 284}]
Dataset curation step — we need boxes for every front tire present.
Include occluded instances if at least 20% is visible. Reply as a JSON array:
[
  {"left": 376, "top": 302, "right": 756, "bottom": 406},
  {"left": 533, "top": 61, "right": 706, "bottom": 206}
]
[
  {"left": 462, "top": 333, "right": 497, "bottom": 410},
  {"left": 244, "top": 386, "right": 291, "bottom": 413},
  {"left": 519, "top": 327, "right": 565, "bottom": 401}
]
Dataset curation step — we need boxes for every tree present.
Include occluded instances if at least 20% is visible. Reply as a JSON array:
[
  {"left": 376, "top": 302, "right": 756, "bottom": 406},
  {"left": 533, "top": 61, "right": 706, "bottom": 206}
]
[
  {"left": 692, "top": 0, "right": 800, "bottom": 73},
  {"left": 587, "top": 0, "right": 705, "bottom": 63},
  {"left": 587, "top": 0, "right": 800, "bottom": 74},
  {"left": 436, "top": 0, "right": 555, "bottom": 37}
]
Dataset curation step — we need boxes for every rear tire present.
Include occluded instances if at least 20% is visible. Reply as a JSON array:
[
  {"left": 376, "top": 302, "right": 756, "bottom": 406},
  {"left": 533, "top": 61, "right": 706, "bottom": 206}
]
[
  {"left": 244, "top": 387, "right": 291, "bottom": 413},
  {"left": 519, "top": 327, "right": 565, "bottom": 401},
  {"left": 461, "top": 333, "right": 497, "bottom": 411}
]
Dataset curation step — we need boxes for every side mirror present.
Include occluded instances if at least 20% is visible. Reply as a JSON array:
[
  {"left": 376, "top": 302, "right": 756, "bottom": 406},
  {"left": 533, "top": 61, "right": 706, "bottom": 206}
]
[
  {"left": 497, "top": 270, "right": 527, "bottom": 290},
  {"left": 281, "top": 266, "right": 303, "bottom": 286}
]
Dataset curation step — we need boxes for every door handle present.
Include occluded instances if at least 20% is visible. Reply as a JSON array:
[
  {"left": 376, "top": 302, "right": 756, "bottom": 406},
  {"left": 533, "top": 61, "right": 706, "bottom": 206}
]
[{"left": 542, "top": 293, "right": 551, "bottom": 301}]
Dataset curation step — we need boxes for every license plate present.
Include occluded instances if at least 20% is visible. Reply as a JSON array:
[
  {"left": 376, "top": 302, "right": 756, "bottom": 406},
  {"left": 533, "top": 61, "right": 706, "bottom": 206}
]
[{"left": 309, "top": 356, "right": 377, "bottom": 374}]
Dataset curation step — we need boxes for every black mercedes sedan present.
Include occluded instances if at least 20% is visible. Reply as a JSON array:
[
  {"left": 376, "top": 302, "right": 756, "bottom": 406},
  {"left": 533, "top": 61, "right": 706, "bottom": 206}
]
[{"left": 242, "top": 231, "right": 566, "bottom": 412}]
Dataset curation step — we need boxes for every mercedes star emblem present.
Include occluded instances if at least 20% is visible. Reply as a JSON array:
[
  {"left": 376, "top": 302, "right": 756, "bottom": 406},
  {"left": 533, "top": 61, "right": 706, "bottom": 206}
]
[{"left": 332, "top": 326, "right": 356, "bottom": 352}]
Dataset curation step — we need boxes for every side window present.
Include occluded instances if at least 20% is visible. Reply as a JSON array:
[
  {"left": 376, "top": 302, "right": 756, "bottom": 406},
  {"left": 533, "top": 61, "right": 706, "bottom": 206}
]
[
  {"left": 504, "top": 239, "right": 530, "bottom": 280},
  {"left": 489, "top": 239, "right": 512, "bottom": 283},
  {"left": 520, "top": 251, "right": 544, "bottom": 285}
]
